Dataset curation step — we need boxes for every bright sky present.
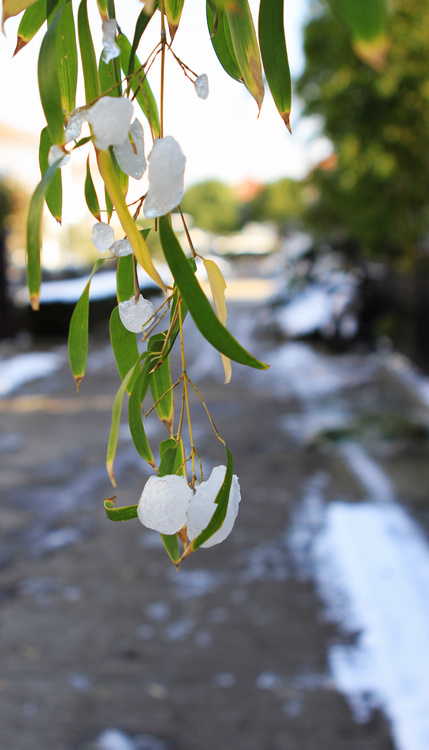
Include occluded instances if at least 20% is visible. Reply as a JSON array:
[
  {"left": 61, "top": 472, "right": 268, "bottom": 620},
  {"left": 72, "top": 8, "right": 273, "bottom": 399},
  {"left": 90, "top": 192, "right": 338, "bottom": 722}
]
[{"left": 0, "top": 0, "right": 331, "bottom": 191}]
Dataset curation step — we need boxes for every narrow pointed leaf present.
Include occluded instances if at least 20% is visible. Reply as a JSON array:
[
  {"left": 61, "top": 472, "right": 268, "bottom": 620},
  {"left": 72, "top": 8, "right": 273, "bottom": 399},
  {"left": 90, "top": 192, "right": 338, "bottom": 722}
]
[
  {"left": 327, "top": 0, "right": 388, "bottom": 69},
  {"left": 203, "top": 257, "right": 231, "bottom": 383},
  {"left": 116, "top": 253, "right": 135, "bottom": 302},
  {"left": 54, "top": 0, "right": 77, "bottom": 117},
  {"left": 192, "top": 444, "right": 234, "bottom": 550},
  {"left": 258, "top": 0, "right": 292, "bottom": 132},
  {"left": 118, "top": 33, "right": 160, "bottom": 137},
  {"left": 104, "top": 496, "right": 138, "bottom": 521},
  {"left": 206, "top": 1, "right": 242, "bottom": 82},
  {"left": 164, "top": 0, "right": 184, "bottom": 41},
  {"left": 128, "top": 3, "right": 157, "bottom": 77},
  {"left": 159, "top": 435, "right": 186, "bottom": 477},
  {"left": 2, "top": 0, "right": 37, "bottom": 29},
  {"left": 106, "top": 363, "right": 138, "bottom": 486},
  {"left": 148, "top": 332, "right": 174, "bottom": 432},
  {"left": 78, "top": 0, "right": 100, "bottom": 103},
  {"left": 160, "top": 533, "right": 180, "bottom": 563},
  {"left": 225, "top": 0, "right": 264, "bottom": 111},
  {"left": 97, "top": 149, "right": 166, "bottom": 292},
  {"left": 39, "top": 126, "right": 62, "bottom": 222},
  {"left": 84, "top": 156, "right": 101, "bottom": 221},
  {"left": 128, "top": 355, "right": 157, "bottom": 467},
  {"left": 68, "top": 258, "right": 105, "bottom": 390},
  {"left": 99, "top": 50, "right": 122, "bottom": 97},
  {"left": 159, "top": 217, "right": 268, "bottom": 371},
  {"left": 26, "top": 159, "right": 63, "bottom": 310},
  {"left": 14, "top": 0, "right": 46, "bottom": 55},
  {"left": 110, "top": 306, "right": 140, "bottom": 393},
  {"left": 38, "top": 5, "right": 65, "bottom": 144}
]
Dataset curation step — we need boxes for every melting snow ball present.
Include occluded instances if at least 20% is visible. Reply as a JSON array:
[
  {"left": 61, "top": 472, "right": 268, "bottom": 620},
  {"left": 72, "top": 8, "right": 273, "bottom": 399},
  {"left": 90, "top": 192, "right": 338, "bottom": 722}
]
[
  {"left": 194, "top": 74, "right": 209, "bottom": 100},
  {"left": 65, "top": 109, "right": 86, "bottom": 144},
  {"left": 113, "top": 119, "right": 147, "bottom": 179},
  {"left": 91, "top": 222, "right": 115, "bottom": 252},
  {"left": 186, "top": 466, "right": 241, "bottom": 548},
  {"left": 143, "top": 136, "right": 186, "bottom": 219},
  {"left": 138, "top": 475, "right": 193, "bottom": 534},
  {"left": 87, "top": 96, "right": 133, "bottom": 151},
  {"left": 102, "top": 19, "right": 120, "bottom": 64},
  {"left": 118, "top": 294, "right": 154, "bottom": 333},
  {"left": 110, "top": 239, "right": 133, "bottom": 257},
  {"left": 47, "top": 145, "right": 70, "bottom": 168}
]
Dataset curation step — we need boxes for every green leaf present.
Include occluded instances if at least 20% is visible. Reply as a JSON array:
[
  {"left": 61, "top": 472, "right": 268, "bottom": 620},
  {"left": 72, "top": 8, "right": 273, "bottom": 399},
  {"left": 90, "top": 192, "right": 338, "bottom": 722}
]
[
  {"left": 99, "top": 50, "right": 122, "bottom": 97},
  {"left": 106, "top": 362, "right": 139, "bottom": 486},
  {"left": 116, "top": 254, "right": 135, "bottom": 302},
  {"left": 14, "top": 0, "right": 46, "bottom": 55},
  {"left": 159, "top": 435, "right": 186, "bottom": 477},
  {"left": 164, "top": 0, "right": 184, "bottom": 40},
  {"left": 77, "top": 0, "right": 100, "bottom": 103},
  {"left": 55, "top": 0, "right": 77, "bottom": 117},
  {"left": 128, "top": 355, "right": 157, "bottom": 467},
  {"left": 160, "top": 532, "right": 180, "bottom": 563},
  {"left": 159, "top": 217, "right": 268, "bottom": 371},
  {"left": 128, "top": 3, "right": 157, "bottom": 77},
  {"left": 206, "top": 1, "right": 242, "bottom": 82},
  {"left": 38, "top": 4, "right": 66, "bottom": 144},
  {"left": 110, "top": 306, "right": 140, "bottom": 393},
  {"left": 96, "top": 0, "right": 108, "bottom": 15},
  {"left": 115, "top": 233, "right": 152, "bottom": 304},
  {"left": 68, "top": 258, "right": 106, "bottom": 391},
  {"left": 192, "top": 444, "right": 234, "bottom": 550},
  {"left": 118, "top": 33, "right": 160, "bottom": 138},
  {"left": 26, "top": 159, "right": 63, "bottom": 310},
  {"left": 326, "top": 0, "right": 388, "bottom": 69},
  {"left": 148, "top": 333, "right": 174, "bottom": 433},
  {"left": 104, "top": 497, "right": 138, "bottom": 522},
  {"left": 225, "top": 0, "right": 264, "bottom": 111},
  {"left": 39, "top": 126, "right": 62, "bottom": 222},
  {"left": 84, "top": 156, "right": 101, "bottom": 221},
  {"left": 258, "top": 0, "right": 292, "bottom": 132}
]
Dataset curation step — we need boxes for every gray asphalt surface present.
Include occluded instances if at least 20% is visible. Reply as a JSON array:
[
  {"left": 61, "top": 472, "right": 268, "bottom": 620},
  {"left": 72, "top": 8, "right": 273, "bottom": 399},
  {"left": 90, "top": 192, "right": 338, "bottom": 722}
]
[{"left": 3, "top": 292, "right": 427, "bottom": 750}]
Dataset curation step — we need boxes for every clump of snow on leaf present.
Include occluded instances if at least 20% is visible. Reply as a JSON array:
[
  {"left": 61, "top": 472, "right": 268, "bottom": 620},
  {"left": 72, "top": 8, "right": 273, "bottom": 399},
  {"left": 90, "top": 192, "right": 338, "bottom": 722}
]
[
  {"left": 113, "top": 119, "right": 147, "bottom": 179},
  {"left": 186, "top": 466, "right": 241, "bottom": 548},
  {"left": 118, "top": 295, "right": 154, "bottom": 333},
  {"left": 87, "top": 97, "right": 133, "bottom": 151},
  {"left": 102, "top": 19, "right": 120, "bottom": 63},
  {"left": 194, "top": 74, "right": 209, "bottom": 100},
  {"left": 47, "top": 145, "right": 70, "bottom": 168},
  {"left": 111, "top": 239, "right": 133, "bottom": 257},
  {"left": 91, "top": 221, "right": 115, "bottom": 252},
  {"left": 138, "top": 475, "right": 193, "bottom": 534},
  {"left": 65, "top": 109, "right": 86, "bottom": 144},
  {"left": 143, "top": 136, "right": 186, "bottom": 218}
]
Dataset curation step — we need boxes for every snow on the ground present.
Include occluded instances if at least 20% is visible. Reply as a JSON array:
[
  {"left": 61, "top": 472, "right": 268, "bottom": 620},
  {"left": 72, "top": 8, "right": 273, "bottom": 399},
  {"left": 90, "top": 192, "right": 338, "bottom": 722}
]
[
  {"left": 0, "top": 351, "right": 63, "bottom": 396},
  {"left": 290, "top": 449, "right": 429, "bottom": 750}
]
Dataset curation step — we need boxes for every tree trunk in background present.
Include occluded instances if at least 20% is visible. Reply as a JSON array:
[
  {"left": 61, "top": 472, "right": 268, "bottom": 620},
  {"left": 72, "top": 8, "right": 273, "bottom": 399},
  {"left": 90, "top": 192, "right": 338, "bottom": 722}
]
[{"left": 0, "top": 229, "right": 15, "bottom": 338}]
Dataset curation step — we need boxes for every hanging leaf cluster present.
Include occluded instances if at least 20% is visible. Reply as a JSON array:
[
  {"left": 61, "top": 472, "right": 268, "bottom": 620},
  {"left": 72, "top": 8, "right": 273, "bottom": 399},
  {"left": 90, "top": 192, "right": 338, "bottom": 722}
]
[{"left": 3, "top": 0, "right": 388, "bottom": 566}]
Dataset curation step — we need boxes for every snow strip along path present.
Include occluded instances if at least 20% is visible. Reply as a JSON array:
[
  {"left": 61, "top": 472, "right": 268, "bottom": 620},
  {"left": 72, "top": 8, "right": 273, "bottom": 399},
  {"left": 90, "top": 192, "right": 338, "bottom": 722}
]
[{"left": 296, "top": 444, "right": 429, "bottom": 750}]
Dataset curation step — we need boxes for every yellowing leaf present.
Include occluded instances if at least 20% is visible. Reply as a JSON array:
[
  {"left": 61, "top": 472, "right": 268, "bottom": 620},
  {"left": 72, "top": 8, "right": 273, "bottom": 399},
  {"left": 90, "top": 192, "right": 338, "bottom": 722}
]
[
  {"left": 2, "top": 0, "right": 37, "bottom": 30},
  {"left": 203, "top": 257, "right": 232, "bottom": 384}
]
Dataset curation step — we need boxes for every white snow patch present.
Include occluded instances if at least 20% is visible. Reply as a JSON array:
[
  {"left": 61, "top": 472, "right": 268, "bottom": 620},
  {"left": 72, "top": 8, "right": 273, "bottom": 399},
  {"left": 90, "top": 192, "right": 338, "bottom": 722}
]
[
  {"left": 0, "top": 352, "right": 63, "bottom": 395},
  {"left": 290, "top": 467, "right": 429, "bottom": 750}
]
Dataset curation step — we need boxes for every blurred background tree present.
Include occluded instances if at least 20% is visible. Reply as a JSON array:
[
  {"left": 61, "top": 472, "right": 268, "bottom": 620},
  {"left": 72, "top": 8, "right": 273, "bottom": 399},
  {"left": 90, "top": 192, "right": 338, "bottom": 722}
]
[
  {"left": 181, "top": 180, "right": 241, "bottom": 233},
  {"left": 297, "top": 0, "right": 429, "bottom": 269}
]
